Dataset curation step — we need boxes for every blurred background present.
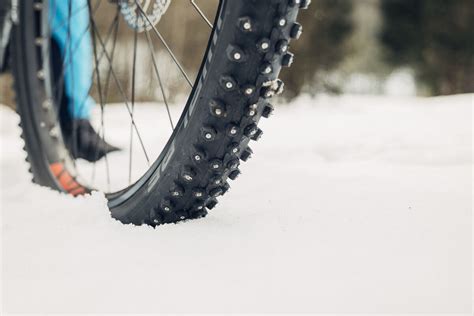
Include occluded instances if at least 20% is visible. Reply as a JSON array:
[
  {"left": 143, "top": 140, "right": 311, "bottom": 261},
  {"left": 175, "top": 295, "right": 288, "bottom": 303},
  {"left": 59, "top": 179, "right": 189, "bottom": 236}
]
[{"left": 1, "top": 0, "right": 473, "bottom": 106}]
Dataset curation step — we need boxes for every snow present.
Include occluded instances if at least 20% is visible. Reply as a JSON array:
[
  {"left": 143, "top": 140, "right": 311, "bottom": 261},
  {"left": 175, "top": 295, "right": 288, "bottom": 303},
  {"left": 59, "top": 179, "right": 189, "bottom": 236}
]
[{"left": 1, "top": 94, "right": 472, "bottom": 313}]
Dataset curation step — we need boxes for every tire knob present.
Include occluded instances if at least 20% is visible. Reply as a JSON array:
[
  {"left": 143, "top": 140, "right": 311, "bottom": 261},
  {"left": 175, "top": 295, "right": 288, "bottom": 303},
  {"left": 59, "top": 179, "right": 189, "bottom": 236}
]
[
  {"left": 276, "top": 40, "right": 289, "bottom": 54},
  {"left": 282, "top": 52, "right": 295, "bottom": 67},
  {"left": 238, "top": 16, "right": 253, "bottom": 32},
  {"left": 228, "top": 169, "right": 241, "bottom": 180},
  {"left": 240, "top": 147, "right": 253, "bottom": 161},
  {"left": 170, "top": 185, "right": 184, "bottom": 197},
  {"left": 244, "top": 123, "right": 259, "bottom": 137},
  {"left": 257, "top": 38, "right": 271, "bottom": 53},
  {"left": 210, "top": 187, "right": 224, "bottom": 198},
  {"left": 219, "top": 76, "right": 237, "bottom": 91},
  {"left": 290, "top": 23, "right": 303, "bottom": 39},
  {"left": 209, "top": 99, "right": 227, "bottom": 118},
  {"left": 193, "top": 188, "right": 206, "bottom": 199},
  {"left": 206, "top": 198, "right": 218, "bottom": 209},
  {"left": 227, "top": 45, "right": 246, "bottom": 62},
  {"left": 209, "top": 159, "right": 223, "bottom": 171},
  {"left": 251, "top": 128, "right": 263, "bottom": 141},
  {"left": 289, "top": 0, "right": 301, "bottom": 6},
  {"left": 181, "top": 167, "right": 196, "bottom": 182},
  {"left": 227, "top": 158, "right": 240, "bottom": 169},
  {"left": 227, "top": 124, "right": 240, "bottom": 137},
  {"left": 192, "top": 149, "right": 206, "bottom": 162},
  {"left": 201, "top": 126, "right": 217, "bottom": 141},
  {"left": 262, "top": 103, "right": 275, "bottom": 118},
  {"left": 228, "top": 142, "right": 240, "bottom": 154},
  {"left": 160, "top": 198, "right": 174, "bottom": 212},
  {"left": 301, "top": 0, "right": 311, "bottom": 9}
]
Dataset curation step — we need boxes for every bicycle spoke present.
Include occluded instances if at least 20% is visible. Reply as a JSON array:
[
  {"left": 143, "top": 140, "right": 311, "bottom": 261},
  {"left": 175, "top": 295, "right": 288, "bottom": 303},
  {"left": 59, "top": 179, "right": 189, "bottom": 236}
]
[
  {"left": 90, "top": 20, "right": 151, "bottom": 164},
  {"left": 101, "top": 12, "right": 120, "bottom": 190},
  {"left": 144, "top": 29, "right": 174, "bottom": 130},
  {"left": 135, "top": 2, "right": 193, "bottom": 88},
  {"left": 102, "top": 11, "right": 121, "bottom": 104},
  {"left": 70, "top": 12, "right": 120, "bottom": 135},
  {"left": 190, "top": 0, "right": 213, "bottom": 29},
  {"left": 66, "top": 0, "right": 79, "bottom": 169},
  {"left": 88, "top": 2, "right": 118, "bottom": 190},
  {"left": 89, "top": 8, "right": 108, "bottom": 190},
  {"left": 128, "top": 15, "right": 140, "bottom": 184}
]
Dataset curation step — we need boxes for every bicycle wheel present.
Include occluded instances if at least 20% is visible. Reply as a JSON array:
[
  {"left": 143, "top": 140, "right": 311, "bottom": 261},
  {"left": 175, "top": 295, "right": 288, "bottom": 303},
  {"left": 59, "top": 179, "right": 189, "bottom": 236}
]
[{"left": 11, "top": 0, "right": 309, "bottom": 226}]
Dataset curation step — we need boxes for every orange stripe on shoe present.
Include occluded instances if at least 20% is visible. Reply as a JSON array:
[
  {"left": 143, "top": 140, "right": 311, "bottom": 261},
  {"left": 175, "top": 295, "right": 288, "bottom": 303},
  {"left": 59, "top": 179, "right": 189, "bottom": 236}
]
[
  {"left": 69, "top": 187, "right": 86, "bottom": 196},
  {"left": 49, "top": 162, "right": 64, "bottom": 177},
  {"left": 58, "top": 172, "right": 78, "bottom": 192},
  {"left": 49, "top": 163, "right": 86, "bottom": 196}
]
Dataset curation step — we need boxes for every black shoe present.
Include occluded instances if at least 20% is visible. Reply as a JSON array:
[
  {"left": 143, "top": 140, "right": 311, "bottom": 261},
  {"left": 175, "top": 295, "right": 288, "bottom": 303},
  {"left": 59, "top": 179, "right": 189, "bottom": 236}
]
[{"left": 63, "top": 119, "right": 120, "bottom": 162}]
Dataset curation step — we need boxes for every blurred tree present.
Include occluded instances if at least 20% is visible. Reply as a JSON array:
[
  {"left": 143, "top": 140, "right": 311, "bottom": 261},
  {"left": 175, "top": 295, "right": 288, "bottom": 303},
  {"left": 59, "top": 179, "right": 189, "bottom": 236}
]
[
  {"left": 281, "top": 0, "right": 354, "bottom": 98},
  {"left": 379, "top": 0, "right": 474, "bottom": 95}
]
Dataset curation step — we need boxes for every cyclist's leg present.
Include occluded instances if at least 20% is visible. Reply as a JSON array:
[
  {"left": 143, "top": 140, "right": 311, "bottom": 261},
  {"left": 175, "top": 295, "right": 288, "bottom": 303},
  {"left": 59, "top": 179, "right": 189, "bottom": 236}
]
[
  {"left": 49, "top": 0, "right": 94, "bottom": 119},
  {"left": 48, "top": 0, "right": 118, "bottom": 162}
]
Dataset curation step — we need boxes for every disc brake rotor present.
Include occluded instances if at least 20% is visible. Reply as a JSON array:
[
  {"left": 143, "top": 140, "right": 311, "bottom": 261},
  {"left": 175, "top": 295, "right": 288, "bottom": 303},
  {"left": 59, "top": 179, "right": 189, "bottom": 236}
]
[{"left": 119, "top": 0, "right": 171, "bottom": 32}]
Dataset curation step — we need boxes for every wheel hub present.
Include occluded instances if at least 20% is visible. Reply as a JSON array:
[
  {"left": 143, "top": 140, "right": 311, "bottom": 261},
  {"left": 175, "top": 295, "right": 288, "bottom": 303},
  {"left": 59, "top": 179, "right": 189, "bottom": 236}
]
[{"left": 119, "top": 0, "right": 171, "bottom": 32}]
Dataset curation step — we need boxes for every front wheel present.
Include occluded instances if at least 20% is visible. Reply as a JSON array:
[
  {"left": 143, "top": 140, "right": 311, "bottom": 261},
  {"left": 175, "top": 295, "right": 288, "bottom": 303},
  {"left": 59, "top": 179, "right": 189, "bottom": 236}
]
[{"left": 11, "top": 0, "right": 309, "bottom": 226}]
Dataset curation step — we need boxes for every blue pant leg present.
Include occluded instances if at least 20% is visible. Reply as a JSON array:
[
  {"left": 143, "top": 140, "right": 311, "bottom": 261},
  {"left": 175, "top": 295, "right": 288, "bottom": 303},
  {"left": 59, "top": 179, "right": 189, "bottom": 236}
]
[{"left": 49, "top": 0, "right": 95, "bottom": 119}]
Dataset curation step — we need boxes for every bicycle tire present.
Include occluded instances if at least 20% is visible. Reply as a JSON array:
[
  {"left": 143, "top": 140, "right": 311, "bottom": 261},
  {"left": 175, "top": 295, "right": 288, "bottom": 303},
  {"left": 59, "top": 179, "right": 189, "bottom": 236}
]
[{"left": 11, "top": 0, "right": 309, "bottom": 226}]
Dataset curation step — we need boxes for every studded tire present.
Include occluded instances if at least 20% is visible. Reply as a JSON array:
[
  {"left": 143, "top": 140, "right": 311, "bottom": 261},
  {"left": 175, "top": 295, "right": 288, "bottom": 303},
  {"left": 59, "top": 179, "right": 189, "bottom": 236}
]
[{"left": 11, "top": 0, "right": 309, "bottom": 226}]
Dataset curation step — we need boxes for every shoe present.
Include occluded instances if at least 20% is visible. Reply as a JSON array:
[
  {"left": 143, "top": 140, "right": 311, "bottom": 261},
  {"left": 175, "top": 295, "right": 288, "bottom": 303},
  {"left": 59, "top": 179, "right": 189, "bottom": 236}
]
[{"left": 63, "top": 119, "right": 120, "bottom": 162}]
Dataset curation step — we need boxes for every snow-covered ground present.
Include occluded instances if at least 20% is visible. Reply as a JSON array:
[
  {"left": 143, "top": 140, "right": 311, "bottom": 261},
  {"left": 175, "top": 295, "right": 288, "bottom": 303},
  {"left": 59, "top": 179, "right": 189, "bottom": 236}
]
[{"left": 1, "top": 94, "right": 472, "bottom": 313}]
